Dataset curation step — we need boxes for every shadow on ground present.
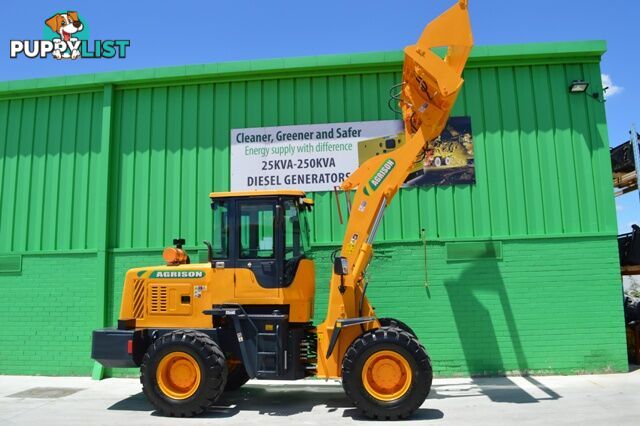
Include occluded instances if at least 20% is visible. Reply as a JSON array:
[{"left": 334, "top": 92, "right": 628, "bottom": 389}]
[
  {"left": 430, "top": 376, "right": 560, "bottom": 404},
  {"left": 108, "top": 383, "right": 443, "bottom": 420},
  {"left": 108, "top": 375, "right": 562, "bottom": 420}
]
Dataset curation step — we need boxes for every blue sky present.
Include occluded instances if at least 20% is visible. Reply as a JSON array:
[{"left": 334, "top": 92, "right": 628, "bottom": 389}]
[{"left": 2, "top": 0, "right": 638, "bottom": 232}]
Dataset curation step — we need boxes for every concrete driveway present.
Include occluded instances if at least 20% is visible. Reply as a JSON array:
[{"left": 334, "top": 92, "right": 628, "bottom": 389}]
[{"left": 0, "top": 370, "right": 638, "bottom": 425}]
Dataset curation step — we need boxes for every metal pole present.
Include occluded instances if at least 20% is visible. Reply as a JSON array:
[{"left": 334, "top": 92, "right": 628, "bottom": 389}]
[
  {"left": 92, "top": 84, "right": 114, "bottom": 381},
  {"left": 631, "top": 126, "right": 640, "bottom": 205}
]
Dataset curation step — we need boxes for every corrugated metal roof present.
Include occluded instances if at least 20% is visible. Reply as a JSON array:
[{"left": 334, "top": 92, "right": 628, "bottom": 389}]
[{"left": 0, "top": 41, "right": 606, "bottom": 98}]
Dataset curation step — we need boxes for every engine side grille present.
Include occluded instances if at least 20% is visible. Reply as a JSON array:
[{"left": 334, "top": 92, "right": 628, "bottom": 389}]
[
  {"left": 132, "top": 279, "right": 146, "bottom": 319},
  {"left": 149, "top": 285, "right": 168, "bottom": 313}
]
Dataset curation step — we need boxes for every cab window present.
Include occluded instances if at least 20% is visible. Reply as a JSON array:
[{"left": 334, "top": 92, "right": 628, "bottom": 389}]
[
  {"left": 299, "top": 203, "right": 312, "bottom": 253},
  {"left": 284, "top": 199, "right": 312, "bottom": 259},
  {"left": 211, "top": 200, "right": 229, "bottom": 258},
  {"left": 284, "top": 200, "right": 302, "bottom": 260},
  {"left": 239, "top": 202, "right": 275, "bottom": 259}
]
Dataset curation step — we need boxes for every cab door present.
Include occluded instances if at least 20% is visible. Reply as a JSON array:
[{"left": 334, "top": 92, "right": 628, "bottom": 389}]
[
  {"left": 209, "top": 198, "right": 236, "bottom": 302},
  {"left": 234, "top": 199, "right": 283, "bottom": 298}
]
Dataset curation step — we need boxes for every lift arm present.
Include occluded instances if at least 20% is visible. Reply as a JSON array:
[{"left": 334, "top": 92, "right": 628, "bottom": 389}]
[{"left": 317, "top": 0, "right": 473, "bottom": 378}]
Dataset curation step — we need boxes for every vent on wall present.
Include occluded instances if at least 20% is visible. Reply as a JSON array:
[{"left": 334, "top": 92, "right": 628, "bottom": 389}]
[
  {"left": 446, "top": 241, "right": 502, "bottom": 262},
  {"left": 0, "top": 255, "right": 22, "bottom": 273}
]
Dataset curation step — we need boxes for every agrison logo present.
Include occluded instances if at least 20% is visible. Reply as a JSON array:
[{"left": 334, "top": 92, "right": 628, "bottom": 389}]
[
  {"left": 9, "top": 11, "right": 130, "bottom": 60},
  {"left": 150, "top": 271, "right": 205, "bottom": 279},
  {"left": 369, "top": 159, "right": 396, "bottom": 189},
  {"left": 362, "top": 158, "right": 396, "bottom": 196}
]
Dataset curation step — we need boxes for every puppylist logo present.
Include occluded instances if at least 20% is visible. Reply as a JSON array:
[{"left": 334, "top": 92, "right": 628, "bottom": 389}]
[{"left": 10, "top": 11, "right": 130, "bottom": 60}]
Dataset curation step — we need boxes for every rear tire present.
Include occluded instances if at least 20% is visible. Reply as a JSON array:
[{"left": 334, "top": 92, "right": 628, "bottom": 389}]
[
  {"left": 140, "top": 330, "right": 227, "bottom": 417},
  {"left": 342, "top": 327, "right": 432, "bottom": 420}
]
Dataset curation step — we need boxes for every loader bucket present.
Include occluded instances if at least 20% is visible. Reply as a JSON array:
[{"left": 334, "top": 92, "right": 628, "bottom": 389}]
[{"left": 401, "top": 0, "right": 473, "bottom": 138}]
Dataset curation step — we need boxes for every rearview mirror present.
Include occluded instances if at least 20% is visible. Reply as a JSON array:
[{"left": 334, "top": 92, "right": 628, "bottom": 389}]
[{"left": 333, "top": 256, "right": 349, "bottom": 275}]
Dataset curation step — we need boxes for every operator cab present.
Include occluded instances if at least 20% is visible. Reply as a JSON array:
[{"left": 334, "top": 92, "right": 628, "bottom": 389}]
[{"left": 209, "top": 190, "right": 313, "bottom": 288}]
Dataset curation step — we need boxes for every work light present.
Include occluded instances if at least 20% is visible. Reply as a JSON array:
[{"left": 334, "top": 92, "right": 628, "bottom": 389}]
[{"left": 569, "top": 80, "right": 589, "bottom": 93}]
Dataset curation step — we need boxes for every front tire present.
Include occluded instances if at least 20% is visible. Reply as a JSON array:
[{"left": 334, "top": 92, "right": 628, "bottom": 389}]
[
  {"left": 140, "top": 330, "right": 227, "bottom": 417},
  {"left": 342, "top": 327, "right": 432, "bottom": 420},
  {"left": 377, "top": 317, "right": 417, "bottom": 338}
]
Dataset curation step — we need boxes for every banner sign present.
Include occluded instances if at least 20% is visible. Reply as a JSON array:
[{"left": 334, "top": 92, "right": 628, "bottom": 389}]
[{"left": 230, "top": 117, "right": 474, "bottom": 192}]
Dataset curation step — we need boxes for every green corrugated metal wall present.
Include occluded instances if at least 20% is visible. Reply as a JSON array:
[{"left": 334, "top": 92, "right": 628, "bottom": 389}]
[
  {"left": 0, "top": 45, "right": 615, "bottom": 252},
  {"left": 108, "top": 72, "right": 405, "bottom": 248},
  {"left": 109, "top": 61, "right": 615, "bottom": 247},
  {"left": 0, "top": 92, "right": 103, "bottom": 252}
]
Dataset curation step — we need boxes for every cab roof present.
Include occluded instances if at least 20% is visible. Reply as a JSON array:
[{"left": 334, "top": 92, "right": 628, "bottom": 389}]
[{"left": 209, "top": 190, "right": 307, "bottom": 199}]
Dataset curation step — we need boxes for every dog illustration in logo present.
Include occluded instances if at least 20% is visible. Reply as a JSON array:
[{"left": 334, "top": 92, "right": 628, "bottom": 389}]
[{"left": 45, "top": 11, "right": 84, "bottom": 59}]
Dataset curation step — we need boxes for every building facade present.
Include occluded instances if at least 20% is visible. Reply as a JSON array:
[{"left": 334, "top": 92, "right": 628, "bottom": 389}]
[{"left": 0, "top": 40, "right": 627, "bottom": 376}]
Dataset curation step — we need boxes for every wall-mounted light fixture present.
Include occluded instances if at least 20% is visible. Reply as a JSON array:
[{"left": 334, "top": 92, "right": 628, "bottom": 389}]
[
  {"left": 569, "top": 80, "right": 589, "bottom": 93},
  {"left": 568, "top": 79, "right": 604, "bottom": 102}
]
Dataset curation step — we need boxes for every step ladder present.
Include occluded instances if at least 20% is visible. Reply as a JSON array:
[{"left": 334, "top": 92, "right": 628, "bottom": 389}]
[{"left": 256, "top": 329, "right": 282, "bottom": 376}]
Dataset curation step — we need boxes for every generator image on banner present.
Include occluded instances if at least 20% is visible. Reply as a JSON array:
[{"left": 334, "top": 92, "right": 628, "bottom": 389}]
[
  {"left": 408, "top": 116, "right": 475, "bottom": 186},
  {"left": 357, "top": 116, "right": 475, "bottom": 187},
  {"left": 357, "top": 132, "right": 422, "bottom": 175}
]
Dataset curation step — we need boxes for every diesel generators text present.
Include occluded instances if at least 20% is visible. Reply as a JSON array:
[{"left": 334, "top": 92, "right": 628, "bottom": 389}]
[{"left": 247, "top": 172, "right": 350, "bottom": 187}]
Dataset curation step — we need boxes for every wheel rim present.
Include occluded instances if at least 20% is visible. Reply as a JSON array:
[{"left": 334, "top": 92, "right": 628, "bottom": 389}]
[
  {"left": 361, "top": 350, "right": 412, "bottom": 401},
  {"left": 156, "top": 351, "right": 201, "bottom": 400}
]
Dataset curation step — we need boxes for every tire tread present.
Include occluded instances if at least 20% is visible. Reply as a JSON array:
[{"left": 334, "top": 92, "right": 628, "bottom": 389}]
[
  {"left": 140, "top": 329, "right": 227, "bottom": 417},
  {"left": 342, "top": 326, "right": 432, "bottom": 420}
]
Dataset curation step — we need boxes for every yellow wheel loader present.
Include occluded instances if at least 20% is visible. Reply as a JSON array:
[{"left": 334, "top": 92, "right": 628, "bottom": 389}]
[{"left": 92, "top": 1, "right": 473, "bottom": 419}]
